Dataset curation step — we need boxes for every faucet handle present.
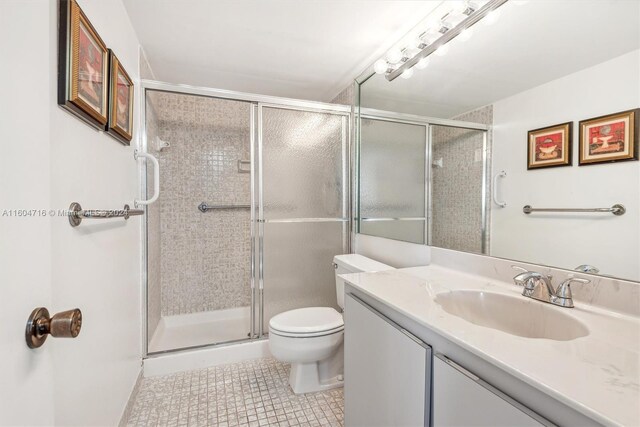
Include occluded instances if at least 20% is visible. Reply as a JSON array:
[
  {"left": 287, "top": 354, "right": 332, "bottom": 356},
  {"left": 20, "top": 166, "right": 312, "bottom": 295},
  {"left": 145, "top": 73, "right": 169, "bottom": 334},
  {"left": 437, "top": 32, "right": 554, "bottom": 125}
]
[
  {"left": 554, "top": 277, "right": 590, "bottom": 308},
  {"left": 556, "top": 277, "right": 590, "bottom": 298}
]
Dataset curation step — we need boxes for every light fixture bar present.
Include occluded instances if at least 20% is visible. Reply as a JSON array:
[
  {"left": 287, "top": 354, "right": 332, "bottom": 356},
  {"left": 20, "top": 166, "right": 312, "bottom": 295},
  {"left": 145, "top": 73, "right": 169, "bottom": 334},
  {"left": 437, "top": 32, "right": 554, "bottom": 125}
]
[{"left": 386, "top": 0, "right": 509, "bottom": 81}]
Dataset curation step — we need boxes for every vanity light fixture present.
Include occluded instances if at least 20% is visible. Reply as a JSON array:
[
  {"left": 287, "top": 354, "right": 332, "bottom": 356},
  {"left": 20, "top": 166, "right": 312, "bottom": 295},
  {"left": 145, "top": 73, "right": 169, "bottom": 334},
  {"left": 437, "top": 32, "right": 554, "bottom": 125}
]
[{"left": 375, "top": 0, "right": 510, "bottom": 81}]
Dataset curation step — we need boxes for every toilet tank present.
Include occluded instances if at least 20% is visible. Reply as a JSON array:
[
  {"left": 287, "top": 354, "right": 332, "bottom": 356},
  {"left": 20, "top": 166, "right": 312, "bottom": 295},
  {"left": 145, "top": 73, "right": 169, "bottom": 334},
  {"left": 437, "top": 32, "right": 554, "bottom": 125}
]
[{"left": 333, "top": 254, "right": 394, "bottom": 309}]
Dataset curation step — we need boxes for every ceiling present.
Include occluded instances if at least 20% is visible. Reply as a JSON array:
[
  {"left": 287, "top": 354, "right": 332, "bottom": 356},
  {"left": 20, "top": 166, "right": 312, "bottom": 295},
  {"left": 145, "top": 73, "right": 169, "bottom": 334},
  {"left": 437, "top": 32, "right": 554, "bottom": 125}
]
[
  {"left": 361, "top": 0, "right": 640, "bottom": 118},
  {"left": 123, "top": 0, "right": 442, "bottom": 102}
]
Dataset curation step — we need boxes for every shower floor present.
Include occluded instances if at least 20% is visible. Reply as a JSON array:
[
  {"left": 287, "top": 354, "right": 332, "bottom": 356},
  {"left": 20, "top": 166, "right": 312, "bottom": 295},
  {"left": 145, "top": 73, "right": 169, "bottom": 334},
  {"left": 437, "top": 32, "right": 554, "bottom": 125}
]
[{"left": 149, "top": 306, "right": 251, "bottom": 353}]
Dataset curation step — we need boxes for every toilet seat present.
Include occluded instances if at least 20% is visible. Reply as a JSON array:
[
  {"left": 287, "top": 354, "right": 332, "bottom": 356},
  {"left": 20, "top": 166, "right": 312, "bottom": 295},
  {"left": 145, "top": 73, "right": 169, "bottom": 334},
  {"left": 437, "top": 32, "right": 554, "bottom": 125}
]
[{"left": 269, "top": 307, "right": 344, "bottom": 338}]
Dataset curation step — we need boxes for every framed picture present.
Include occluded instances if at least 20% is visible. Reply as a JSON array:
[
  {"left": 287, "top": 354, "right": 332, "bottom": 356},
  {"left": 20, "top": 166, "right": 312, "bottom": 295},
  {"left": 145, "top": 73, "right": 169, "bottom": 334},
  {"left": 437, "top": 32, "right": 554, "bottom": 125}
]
[
  {"left": 527, "top": 122, "right": 572, "bottom": 169},
  {"left": 58, "top": 0, "right": 109, "bottom": 129},
  {"left": 106, "top": 50, "right": 134, "bottom": 144},
  {"left": 579, "top": 109, "right": 639, "bottom": 165}
]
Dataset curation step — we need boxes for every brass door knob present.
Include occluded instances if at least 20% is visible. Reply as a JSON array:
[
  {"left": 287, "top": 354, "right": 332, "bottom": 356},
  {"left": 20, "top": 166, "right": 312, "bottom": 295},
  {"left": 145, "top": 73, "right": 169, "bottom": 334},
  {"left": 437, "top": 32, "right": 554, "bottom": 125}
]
[{"left": 25, "top": 307, "right": 82, "bottom": 349}]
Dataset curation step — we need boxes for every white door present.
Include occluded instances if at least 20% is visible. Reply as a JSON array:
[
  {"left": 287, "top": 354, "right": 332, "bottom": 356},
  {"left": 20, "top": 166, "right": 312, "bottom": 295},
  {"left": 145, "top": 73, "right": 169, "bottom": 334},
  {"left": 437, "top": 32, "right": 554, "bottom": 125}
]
[
  {"left": 1, "top": 1, "right": 142, "bottom": 425},
  {"left": 0, "top": 1, "right": 55, "bottom": 425}
]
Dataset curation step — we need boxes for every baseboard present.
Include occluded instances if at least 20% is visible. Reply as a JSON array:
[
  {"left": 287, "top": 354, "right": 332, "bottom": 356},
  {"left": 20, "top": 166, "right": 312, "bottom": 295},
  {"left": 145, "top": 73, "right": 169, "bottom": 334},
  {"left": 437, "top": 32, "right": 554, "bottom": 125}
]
[{"left": 143, "top": 339, "right": 271, "bottom": 377}]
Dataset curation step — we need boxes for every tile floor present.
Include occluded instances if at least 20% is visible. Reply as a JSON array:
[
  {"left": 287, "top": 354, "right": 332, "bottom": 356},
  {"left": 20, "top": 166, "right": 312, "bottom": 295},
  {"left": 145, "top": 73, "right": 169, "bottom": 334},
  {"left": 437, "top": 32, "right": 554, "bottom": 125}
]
[{"left": 125, "top": 358, "right": 344, "bottom": 427}]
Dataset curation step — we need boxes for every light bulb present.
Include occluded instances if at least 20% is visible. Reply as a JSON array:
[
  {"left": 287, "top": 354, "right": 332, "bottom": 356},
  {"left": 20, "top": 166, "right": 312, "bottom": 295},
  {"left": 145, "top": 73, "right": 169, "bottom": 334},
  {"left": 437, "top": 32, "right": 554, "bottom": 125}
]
[
  {"left": 435, "top": 44, "right": 450, "bottom": 57},
  {"left": 374, "top": 59, "right": 389, "bottom": 74},
  {"left": 415, "top": 57, "right": 430, "bottom": 70},
  {"left": 400, "top": 68, "right": 414, "bottom": 79},
  {"left": 484, "top": 9, "right": 501, "bottom": 25},
  {"left": 386, "top": 48, "right": 403, "bottom": 64},
  {"left": 458, "top": 27, "right": 473, "bottom": 42}
]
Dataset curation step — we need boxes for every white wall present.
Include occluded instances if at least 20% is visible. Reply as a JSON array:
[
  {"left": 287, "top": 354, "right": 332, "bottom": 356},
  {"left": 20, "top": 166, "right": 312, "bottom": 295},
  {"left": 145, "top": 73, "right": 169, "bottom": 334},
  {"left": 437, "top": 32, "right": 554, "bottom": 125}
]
[
  {"left": 1, "top": 0, "right": 143, "bottom": 425},
  {"left": 491, "top": 50, "right": 640, "bottom": 281}
]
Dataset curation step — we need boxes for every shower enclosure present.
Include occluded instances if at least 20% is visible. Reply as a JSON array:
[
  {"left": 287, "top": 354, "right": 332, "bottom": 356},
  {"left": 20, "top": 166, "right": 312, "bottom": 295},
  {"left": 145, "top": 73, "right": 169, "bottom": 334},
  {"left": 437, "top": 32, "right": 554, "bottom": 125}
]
[{"left": 142, "top": 82, "right": 349, "bottom": 355}]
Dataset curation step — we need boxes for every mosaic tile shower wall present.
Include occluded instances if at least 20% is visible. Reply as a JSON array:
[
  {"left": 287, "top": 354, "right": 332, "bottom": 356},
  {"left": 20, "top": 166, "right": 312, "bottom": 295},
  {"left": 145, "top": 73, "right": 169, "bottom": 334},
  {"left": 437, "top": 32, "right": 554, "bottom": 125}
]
[
  {"left": 431, "top": 105, "right": 493, "bottom": 254},
  {"left": 147, "top": 91, "right": 253, "bottom": 316}
]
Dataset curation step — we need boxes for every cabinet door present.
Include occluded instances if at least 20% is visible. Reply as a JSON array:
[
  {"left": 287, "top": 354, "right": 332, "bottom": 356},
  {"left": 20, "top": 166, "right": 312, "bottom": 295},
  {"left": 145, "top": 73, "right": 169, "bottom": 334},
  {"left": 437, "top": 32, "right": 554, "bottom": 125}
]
[
  {"left": 344, "top": 294, "right": 431, "bottom": 427},
  {"left": 433, "top": 355, "right": 552, "bottom": 427}
]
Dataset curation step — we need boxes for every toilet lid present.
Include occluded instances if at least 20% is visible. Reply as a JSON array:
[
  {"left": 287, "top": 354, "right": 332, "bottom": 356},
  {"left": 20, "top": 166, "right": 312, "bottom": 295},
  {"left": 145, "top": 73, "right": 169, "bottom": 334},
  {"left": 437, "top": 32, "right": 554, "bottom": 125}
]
[{"left": 269, "top": 307, "right": 343, "bottom": 335}]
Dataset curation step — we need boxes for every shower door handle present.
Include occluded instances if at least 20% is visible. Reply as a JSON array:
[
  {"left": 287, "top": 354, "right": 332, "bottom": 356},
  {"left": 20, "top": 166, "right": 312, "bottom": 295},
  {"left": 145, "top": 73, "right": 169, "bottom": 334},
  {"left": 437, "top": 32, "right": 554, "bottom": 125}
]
[{"left": 135, "top": 150, "right": 160, "bottom": 207}]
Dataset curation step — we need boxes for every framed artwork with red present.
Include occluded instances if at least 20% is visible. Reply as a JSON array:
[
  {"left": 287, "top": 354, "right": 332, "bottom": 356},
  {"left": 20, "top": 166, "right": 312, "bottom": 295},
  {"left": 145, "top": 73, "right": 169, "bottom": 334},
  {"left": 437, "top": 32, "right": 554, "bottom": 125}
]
[
  {"left": 58, "top": 0, "right": 109, "bottom": 129},
  {"left": 106, "top": 50, "right": 134, "bottom": 145},
  {"left": 579, "top": 109, "right": 639, "bottom": 165},
  {"left": 527, "top": 122, "right": 572, "bottom": 170}
]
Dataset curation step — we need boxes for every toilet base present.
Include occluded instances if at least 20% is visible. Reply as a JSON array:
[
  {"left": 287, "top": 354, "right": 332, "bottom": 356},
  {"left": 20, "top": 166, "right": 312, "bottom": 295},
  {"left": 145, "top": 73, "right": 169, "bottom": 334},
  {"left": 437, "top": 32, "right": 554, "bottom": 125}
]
[
  {"left": 289, "top": 362, "right": 344, "bottom": 394},
  {"left": 288, "top": 342, "right": 344, "bottom": 394}
]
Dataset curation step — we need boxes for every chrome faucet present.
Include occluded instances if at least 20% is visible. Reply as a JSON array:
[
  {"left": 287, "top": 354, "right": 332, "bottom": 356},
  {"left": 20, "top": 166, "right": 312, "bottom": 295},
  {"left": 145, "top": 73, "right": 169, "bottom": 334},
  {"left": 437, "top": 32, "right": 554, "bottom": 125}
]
[{"left": 511, "top": 266, "right": 590, "bottom": 308}]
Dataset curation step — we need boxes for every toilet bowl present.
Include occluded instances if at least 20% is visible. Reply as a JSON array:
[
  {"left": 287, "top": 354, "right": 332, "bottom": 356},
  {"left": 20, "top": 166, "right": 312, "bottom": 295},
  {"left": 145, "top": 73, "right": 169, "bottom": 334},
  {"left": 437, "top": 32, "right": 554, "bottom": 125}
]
[{"left": 268, "top": 254, "right": 394, "bottom": 394}]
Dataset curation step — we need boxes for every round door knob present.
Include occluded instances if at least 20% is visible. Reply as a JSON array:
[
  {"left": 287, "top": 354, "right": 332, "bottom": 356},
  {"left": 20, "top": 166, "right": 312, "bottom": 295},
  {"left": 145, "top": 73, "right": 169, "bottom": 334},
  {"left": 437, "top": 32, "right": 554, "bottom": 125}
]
[
  {"left": 26, "top": 307, "right": 82, "bottom": 349},
  {"left": 50, "top": 309, "right": 82, "bottom": 338}
]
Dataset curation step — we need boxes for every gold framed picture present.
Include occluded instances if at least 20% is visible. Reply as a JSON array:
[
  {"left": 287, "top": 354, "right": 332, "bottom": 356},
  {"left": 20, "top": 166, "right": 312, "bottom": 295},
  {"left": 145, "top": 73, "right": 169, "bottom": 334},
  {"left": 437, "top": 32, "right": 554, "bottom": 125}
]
[
  {"left": 58, "top": 0, "right": 109, "bottom": 129},
  {"left": 527, "top": 122, "right": 572, "bottom": 170},
  {"left": 106, "top": 50, "right": 134, "bottom": 144},
  {"left": 579, "top": 109, "right": 639, "bottom": 166}
]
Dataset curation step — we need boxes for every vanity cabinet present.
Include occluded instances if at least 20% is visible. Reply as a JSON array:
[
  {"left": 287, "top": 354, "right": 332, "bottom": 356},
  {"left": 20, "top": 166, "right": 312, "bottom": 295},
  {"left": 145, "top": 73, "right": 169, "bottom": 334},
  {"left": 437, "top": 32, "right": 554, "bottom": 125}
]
[
  {"left": 344, "top": 294, "right": 431, "bottom": 427},
  {"left": 433, "top": 354, "right": 549, "bottom": 427}
]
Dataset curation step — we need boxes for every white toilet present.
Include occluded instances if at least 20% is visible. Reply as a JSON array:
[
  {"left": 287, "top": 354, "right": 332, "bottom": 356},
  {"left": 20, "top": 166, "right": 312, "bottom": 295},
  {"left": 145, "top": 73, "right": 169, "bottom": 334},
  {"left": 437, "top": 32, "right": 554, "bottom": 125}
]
[{"left": 268, "top": 254, "right": 394, "bottom": 394}]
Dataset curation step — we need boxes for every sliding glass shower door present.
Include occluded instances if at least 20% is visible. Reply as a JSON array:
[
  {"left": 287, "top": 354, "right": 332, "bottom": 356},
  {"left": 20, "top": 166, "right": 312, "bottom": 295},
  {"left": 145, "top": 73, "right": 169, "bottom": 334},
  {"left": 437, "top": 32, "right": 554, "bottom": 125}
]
[
  {"left": 256, "top": 105, "right": 349, "bottom": 335},
  {"left": 143, "top": 83, "right": 351, "bottom": 354}
]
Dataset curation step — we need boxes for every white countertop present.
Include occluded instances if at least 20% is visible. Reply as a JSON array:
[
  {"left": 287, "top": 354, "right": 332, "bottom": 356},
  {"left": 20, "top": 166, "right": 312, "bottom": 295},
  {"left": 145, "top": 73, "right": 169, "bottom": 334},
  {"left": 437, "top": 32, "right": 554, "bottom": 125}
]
[{"left": 342, "top": 265, "right": 640, "bottom": 426}]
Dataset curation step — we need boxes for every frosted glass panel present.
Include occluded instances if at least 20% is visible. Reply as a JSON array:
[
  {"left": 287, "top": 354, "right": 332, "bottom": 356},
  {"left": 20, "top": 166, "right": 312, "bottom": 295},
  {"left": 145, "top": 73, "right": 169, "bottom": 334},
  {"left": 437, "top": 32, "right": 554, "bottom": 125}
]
[
  {"left": 431, "top": 125, "right": 485, "bottom": 253},
  {"left": 360, "top": 118, "right": 426, "bottom": 219},
  {"left": 261, "top": 107, "right": 345, "bottom": 219},
  {"left": 262, "top": 222, "right": 344, "bottom": 331}
]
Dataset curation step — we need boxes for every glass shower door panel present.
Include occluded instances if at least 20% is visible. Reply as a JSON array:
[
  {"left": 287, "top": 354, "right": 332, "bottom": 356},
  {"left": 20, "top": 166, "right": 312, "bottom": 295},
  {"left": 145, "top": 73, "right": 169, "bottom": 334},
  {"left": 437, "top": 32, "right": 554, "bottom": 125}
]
[
  {"left": 262, "top": 221, "right": 344, "bottom": 331},
  {"left": 261, "top": 107, "right": 346, "bottom": 220},
  {"left": 259, "top": 105, "right": 348, "bottom": 330}
]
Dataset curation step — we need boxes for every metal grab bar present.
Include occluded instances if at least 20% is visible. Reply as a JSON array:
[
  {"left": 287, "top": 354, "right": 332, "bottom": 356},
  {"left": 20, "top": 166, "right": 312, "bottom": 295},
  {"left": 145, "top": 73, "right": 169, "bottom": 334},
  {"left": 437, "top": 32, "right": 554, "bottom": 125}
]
[
  {"left": 198, "top": 202, "right": 251, "bottom": 212},
  {"left": 523, "top": 204, "right": 626, "bottom": 216},
  {"left": 134, "top": 150, "right": 160, "bottom": 207},
  {"left": 68, "top": 202, "right": 144, "bottom": 227}
]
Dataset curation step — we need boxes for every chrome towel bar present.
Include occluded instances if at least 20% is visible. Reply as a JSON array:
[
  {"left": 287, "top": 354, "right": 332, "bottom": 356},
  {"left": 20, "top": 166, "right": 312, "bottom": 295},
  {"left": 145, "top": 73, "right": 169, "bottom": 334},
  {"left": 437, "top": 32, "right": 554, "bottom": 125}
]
[
  {"left": 68, "top": 202, "right": 144, "bottom": 227},
  {"left": 198, "top": 202, "right": 251, "bottom": 212},
  {"left": 523, "top": 204, "right": 625, "bottom": 216}
]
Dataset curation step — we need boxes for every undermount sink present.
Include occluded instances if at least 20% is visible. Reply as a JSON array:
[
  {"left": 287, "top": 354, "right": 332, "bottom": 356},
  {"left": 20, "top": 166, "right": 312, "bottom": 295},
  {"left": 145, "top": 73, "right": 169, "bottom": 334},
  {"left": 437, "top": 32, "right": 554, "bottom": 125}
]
[{"left": 435, "top": 290, "right": 589, "bottom": 341}]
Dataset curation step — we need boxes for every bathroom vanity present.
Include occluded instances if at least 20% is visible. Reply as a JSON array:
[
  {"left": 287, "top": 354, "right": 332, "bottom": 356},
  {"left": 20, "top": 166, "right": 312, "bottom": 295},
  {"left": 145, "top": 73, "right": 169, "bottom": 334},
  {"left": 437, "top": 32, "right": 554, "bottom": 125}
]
[{"left": 342, "top": 266, "right": 640, "bottom": 427}]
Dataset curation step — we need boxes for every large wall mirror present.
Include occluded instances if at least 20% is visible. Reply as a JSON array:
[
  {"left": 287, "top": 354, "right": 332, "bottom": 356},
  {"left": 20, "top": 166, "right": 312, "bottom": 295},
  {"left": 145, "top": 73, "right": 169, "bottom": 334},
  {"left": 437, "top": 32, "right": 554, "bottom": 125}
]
[{"left": 356, "top": 0, "right": 640, "bottom": 282}]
